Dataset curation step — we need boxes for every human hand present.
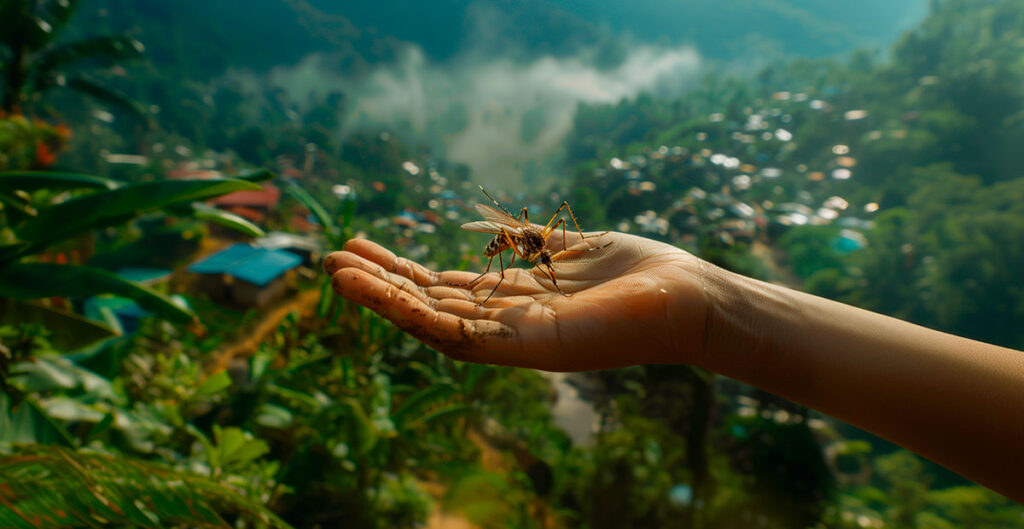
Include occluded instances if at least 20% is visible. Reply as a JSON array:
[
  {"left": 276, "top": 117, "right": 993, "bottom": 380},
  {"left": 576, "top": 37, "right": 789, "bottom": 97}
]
[{"left": 322, "top": 231, "right": 709, "bottom": 371}]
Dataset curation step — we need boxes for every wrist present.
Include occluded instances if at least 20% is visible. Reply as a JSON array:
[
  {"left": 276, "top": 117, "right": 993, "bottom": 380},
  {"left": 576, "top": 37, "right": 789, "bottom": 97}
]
[{"left": 695, "top": 261, "right": 793, "bottom": 377}]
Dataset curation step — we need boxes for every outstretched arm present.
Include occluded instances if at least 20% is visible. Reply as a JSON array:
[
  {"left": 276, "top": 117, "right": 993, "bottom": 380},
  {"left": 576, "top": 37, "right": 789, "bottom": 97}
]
[
  {"left": 699, "top": 264, "right": 1024, "bottom": 503},
  {"left": 323, "top": 234, "right": 1024, "bottom": 502}
]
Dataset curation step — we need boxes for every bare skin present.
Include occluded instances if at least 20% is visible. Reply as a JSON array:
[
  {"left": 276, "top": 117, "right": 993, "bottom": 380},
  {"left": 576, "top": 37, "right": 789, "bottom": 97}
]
[{"left": 324, "top": 231, "right": 1024, "bottom": 503}]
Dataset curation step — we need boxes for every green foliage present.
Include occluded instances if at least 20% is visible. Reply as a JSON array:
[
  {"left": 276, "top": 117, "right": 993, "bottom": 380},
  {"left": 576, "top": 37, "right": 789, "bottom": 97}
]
[
  {"left": 0, "top": 445, "right": 291, "bottom": 529},
  {"left": 0, "top": 0, "right": 145, "bottom": 116},
  {"left": 0, "top": 170, "right": 273, "bottom": 326},
  {"left": 0, "top": 117, "right": 70, "bottom": 172},
  {"left": 0, "top": 263, "right": 191, "bottom": 322},
  {"left": 4, "top": 1, "right": 1024, "bottom": 528}
]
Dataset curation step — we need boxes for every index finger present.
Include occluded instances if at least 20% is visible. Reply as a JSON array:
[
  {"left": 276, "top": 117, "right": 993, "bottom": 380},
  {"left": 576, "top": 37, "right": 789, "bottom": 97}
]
[
  {"left": 326, "top": 238, "right": 441, "bottom": 286},
  {"left": 329, "top": 266, "right": 524, "bottom": 365}
]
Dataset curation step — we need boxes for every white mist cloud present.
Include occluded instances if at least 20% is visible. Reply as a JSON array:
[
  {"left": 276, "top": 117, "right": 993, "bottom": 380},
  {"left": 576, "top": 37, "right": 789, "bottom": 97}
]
[{"left": 249, "top": 42, "right": 701, "bottom": 188}]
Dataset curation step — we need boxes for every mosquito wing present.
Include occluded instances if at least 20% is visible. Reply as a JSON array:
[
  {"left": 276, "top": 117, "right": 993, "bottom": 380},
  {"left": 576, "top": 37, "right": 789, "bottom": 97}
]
[
  {"left": 475, "top": 203, "right": 524, "bottom": 227},
  {"left": 460, "top": 220, "right": 523, "bottom": 234}
]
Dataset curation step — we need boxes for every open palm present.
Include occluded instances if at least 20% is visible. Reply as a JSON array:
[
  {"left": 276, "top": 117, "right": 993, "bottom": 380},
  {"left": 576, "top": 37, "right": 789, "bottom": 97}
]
[{"left": 323, "top": 231, "right": 709, "bottom": 371}]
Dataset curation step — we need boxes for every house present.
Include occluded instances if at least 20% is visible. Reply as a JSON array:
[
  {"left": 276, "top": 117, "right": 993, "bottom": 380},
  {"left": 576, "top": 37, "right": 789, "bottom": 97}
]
[
  {"left": 209, "top": 184, "right": 281, "bottom": 224},
  {"left": 187, "top": 244, "right": 301, "bottom": 308},
  {"left": 83, "top": 267, "right": 174, "bottom": 334},
  {"left": 252, "top": 231, "right": 324, "bottom": 268}
]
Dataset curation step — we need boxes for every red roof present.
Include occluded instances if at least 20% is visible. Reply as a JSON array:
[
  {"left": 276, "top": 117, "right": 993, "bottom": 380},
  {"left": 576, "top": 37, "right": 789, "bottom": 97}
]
[
  {"left": 211, "top": 184, "right": 281, "bottom": 208},
  {"left": 224, "top": 206, "right": 267, "bottom": 223},
  {"left": 289, "top": 215, "right": 318, "bottom": 233},
  {"left": 166, "top": 169, "right": 222, "bottom": 179}
]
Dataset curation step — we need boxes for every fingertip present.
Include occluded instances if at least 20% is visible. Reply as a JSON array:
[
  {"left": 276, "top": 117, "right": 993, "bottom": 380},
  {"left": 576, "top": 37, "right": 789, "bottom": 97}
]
[
  {"left": 342, "top": 237, "right": 372, "bottom": 252},
  {"left": 328, "top": 266, "right": 368, "bottom": 300},
  {"left": 322, "top": 251, "right": 346, "bottom": 275}
]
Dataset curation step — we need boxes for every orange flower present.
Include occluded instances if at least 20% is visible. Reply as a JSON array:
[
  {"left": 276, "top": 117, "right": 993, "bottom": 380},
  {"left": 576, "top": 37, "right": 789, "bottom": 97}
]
[
  {"left": 55, "top": 123, "right": 72, "bottom": 140},
  {"left": 36, "top": 142, "right": 57, "bottom": 167}
]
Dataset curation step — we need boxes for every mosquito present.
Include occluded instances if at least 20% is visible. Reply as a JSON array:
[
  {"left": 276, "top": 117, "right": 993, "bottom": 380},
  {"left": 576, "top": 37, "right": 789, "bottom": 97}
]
[{"left": 449, "top": 186, "right": 611, "bottom": 305}]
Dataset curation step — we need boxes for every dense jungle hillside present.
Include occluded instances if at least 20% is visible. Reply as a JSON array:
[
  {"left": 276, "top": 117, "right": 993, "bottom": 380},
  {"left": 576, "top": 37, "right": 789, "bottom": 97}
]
[{"left": 1, "top": 0, "right": 1022, "bottom": 528}]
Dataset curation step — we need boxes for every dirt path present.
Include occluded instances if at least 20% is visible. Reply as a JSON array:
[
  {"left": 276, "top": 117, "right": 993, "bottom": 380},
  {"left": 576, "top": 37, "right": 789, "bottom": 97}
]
[
  {"left": 421, "top": 480, "right": 480, "bottom": 529},
  {"left": 207, "top": 288, "right": 320, "bottom": 373}
]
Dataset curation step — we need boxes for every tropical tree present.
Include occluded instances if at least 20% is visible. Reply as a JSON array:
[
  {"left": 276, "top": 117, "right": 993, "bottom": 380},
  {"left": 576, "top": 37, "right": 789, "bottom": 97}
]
[{"left": 0, "top": 0, "right": 144, "bottom": 117}]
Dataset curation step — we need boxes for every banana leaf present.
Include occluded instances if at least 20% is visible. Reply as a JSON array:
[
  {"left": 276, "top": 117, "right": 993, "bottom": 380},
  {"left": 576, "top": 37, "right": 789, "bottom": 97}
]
[
  {"left": 0, "top": 263, "right": 193, "bottom": 323},
  {"left": 8, "top": 177, "right": 260, "bottom": 261}
]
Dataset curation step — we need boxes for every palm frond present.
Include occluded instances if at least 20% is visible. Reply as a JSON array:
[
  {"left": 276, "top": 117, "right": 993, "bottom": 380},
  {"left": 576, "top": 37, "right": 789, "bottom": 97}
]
[
  {"left": 34, "top": 37, "right": 143, "bottom": 79},
  {"left": 65, "top": 75, "right": 152, "bottom": 126},
  {"left": 0, "top": 445, "right": 294, "bottom": 529}
]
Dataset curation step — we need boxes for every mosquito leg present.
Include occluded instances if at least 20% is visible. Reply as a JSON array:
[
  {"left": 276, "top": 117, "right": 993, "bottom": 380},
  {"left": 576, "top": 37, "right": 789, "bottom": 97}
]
[
  {"left": 548, "top": 216, "right": 612, "bottom": 254},
  {"left": 447, "top": 255, "right": 493, "bottom": 287},
  {"left": 554, "top": 217, "right": 568, "bottom": 249},
  {"left": 519, "top": 207, "right": 529, "bottom": 224},
  {"left": 559, "top": 240, "right": 614, "bottom": 253},
  {"left": 561, "top": 201, "right": 609, "bottom": 240},
  {"left": 479, "top": 251, "right": 506, "bottom": 305},
  {"left": 543, "top": 202, "right": 568, "bottom": 231},
  {"left": 543, "top": 201, "right": 609, "bottom": 243}
]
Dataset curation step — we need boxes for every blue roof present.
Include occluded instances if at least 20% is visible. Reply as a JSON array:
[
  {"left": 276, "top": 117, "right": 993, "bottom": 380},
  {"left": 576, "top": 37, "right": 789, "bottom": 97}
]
[
  {"left": 116, "top": 267, "right": 172, "bottom": 284},
  {"left": 188, "top": 244, "right": 302, "bottom": 286}
]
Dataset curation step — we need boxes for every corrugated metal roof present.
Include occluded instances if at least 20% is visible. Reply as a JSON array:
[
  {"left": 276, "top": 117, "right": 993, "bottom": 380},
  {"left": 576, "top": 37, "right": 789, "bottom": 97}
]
[{"left": 188, "top": 244, "right": 301, "bottom": 286}]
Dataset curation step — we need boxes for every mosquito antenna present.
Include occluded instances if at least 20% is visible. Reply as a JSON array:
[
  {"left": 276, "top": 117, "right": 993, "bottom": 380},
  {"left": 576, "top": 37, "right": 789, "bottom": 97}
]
[{"left": 478, "top": 185, "right": 515, "bottom": 217}]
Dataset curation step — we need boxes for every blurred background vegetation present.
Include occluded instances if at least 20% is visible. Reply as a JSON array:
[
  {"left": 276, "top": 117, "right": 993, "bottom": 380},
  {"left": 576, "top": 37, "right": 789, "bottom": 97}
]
[{"left": 1, "top": 0, "right": 1022, "bottom": 527}]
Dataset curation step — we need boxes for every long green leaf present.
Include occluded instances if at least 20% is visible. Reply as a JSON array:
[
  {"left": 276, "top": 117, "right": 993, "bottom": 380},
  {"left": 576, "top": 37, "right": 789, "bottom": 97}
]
[
  {"left": 0, "top": 263, "right": 193, "bottom": 323},
  {"left": 0, "top": 171, "right": 122, "bottom": 191},
  {"left": 0, "top": 190, "right": 37, "bottom": 217},
  {"left": 10, "top": 178, "right": 260, "bottom": 260},
  {"left": 234, "top": 168, "right": 276, "bottom": 183},
  {"left": 166, "top": 202, "right": 264, "bottom": 237},
  {"left": 284, "top": 181, "right": 337, "bottom": 236},
  {"left": 0, "top": 445, "right": 294, "bottom": 529}
]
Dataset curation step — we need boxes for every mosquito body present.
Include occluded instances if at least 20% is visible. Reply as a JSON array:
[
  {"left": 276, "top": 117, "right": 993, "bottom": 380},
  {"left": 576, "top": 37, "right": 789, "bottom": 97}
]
[{"left": 450, "top": 186, "right": 610, "bottom": 305}]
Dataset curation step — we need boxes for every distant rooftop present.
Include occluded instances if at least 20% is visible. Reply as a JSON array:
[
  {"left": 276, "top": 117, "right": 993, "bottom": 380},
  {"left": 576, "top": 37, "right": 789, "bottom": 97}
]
[
  {"left": 116, "top": 267, "right": 172, "bottom": 285},
  {"left": 210, "top": 184, "right": 281, "bottom": 208},
  {"left": 188, "top": 244, "right": 301, "bottom": 286},
  {"left": 254, "top": 231, "right": 323, "bottom": 252}
]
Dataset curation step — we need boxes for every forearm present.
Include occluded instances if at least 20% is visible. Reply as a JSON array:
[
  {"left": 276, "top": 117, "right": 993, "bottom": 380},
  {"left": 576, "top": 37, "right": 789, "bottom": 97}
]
[{"left": 696, "top": 263, "right": 1024, "bottom": 501}]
